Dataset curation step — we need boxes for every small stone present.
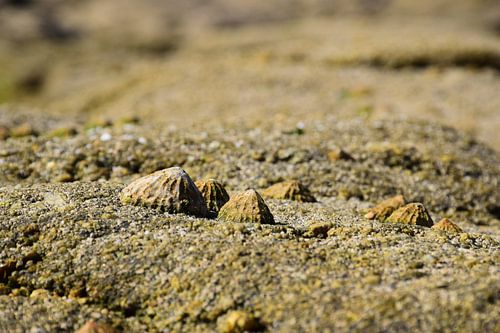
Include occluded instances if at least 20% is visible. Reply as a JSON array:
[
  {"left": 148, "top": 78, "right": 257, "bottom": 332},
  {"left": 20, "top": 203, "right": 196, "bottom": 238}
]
[
  {"left": 120, "top": 167, "right": 208, "bottom": 217},
  {"left": 386, "top": 203, "right": 434, "bottom": 227},
  {"left": 221, "top": 311, "right": 264, "bottom": 333},
  {"left": 327, "top": 148, "right": 354, "bottom": 161},
  {"left": 195, "top": 179, "right": 230, "bottom": 216},
  {"left": 75, "top": 321, "right": 117, "bottom": 333},
  {"left": 219, "top": 190, "right": 274, "bottom": 224},
  {"left": 364, "top": 195, "right": 406, "bottom": 221},
  {"left": 432, "top": 218, "right": 463, "bottom": 234},
  {"left": 262, "top": 180, "right": 316, "bottom": 202},
  {"left": 10, "top": 123, "right": 36, "bottom": 137}
]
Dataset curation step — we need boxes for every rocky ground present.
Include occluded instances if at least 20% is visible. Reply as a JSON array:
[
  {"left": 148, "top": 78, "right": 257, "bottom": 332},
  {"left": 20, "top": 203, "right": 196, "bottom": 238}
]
[{"left": 0, "top": 1, "right": 499, "bottom": 332}]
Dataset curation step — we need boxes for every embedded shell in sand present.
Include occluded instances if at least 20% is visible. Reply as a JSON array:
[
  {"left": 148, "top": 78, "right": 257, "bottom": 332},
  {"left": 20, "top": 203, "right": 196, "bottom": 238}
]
[
  {"left": 195, "top": 179, "right": 230, "bottom": 215},
  {"left": 75, "top": 321, "right": 117, "bottom": 333},
  {"left": 432, "top": 218, "right": 463, "bottom": 233},
  {"left": 218, "top": 189, "right": 274, "bottom": 224},
  {"left": 364, "top": 195, "right": 406, "bottom": 221},
  {"left": 262, "top": 180, "right": 316, "bottom": 202},
  {"left": 120, "top": 167, "right": 208, "bottom": 217},
  {"left": 386, "top": 202, "right": 434, "bottom": 227}
]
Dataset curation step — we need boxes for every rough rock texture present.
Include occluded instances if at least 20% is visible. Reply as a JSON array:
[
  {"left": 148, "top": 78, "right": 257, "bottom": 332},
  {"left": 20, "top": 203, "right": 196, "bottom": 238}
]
[
  {"left": 386, "top": 203, "right": 434, "bottom": 227},
  {"left": 120, "top": 167, "right": 208, "bottom": 217},
  {"left": 0, "top": 1, "right": 499, "bottom": 332},
  {"left": 262, "top": 180, "right": 316, "bottom": 202},
  {"left": 219, "top": 190, "right": 275, "bottom": 224}
]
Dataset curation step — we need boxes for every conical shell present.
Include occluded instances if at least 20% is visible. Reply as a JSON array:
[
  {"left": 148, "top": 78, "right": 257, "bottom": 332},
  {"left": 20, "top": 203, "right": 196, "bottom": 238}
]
[
  {"left": 75, "top": 321, "right": 117, "bottom": 333},
  {"left": 218, "top": 190, "right": 274, "bottom": 224},
  {"left": 386, "top": 203, "right": 433, "bottom": 227},
  {"left": 262, "top": 180, "right": 316, "bottom": 202},
  {"left": 327, "top": 148, "right": 354, "bottom": 161},
  {"left": 431, "top": 218, "right": 463, "bottom": 234},
  {"left": 195, "top": 179, "right": 230, "bottom": 215},
  {"left": 120, "top": 167, "right": 208, "bottom": 217},
  {"left": 364, "top": 195, "right": 405, "bottom": 221}
]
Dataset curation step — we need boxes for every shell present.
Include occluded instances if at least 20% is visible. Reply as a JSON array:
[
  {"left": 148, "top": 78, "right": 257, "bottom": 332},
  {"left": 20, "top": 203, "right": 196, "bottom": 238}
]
[
  {"left": 120, "top": 167, "right": 208, "bottom": 217},
  {"left": 221, "top": 311, "right": 263, "bottom": 333},
  {"left": 195, "top": 179, "right": 230, "bottom": 215},
  {"left": 75, "top": 321, "right": 117, "bottom": 333},
  {"left": 386, "top": 203, "right": 434, "bottom": 227},
  {"left": 431, "top": 218, "right": 463, "bottom": 233},
  {"left": 364, "top": 195, "right": 406, "bottom": 221},
  {"left": 262, "top": 180, "right": 316, "bottom": 202},
  {"left": 327, "top": 148, "right": 354, "bottom": 161},
  {"left": 218, "top": 190, "right": 274, "bottom": 224}
]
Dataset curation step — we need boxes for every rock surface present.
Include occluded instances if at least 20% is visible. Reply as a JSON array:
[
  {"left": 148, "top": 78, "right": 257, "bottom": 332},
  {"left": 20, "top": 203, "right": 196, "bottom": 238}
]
[{"left": 0, "top": 1, "right": 499, "bottom": 332}]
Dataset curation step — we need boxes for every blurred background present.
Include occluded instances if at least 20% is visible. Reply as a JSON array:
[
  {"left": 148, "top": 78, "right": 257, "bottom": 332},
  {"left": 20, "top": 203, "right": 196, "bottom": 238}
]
[{"left": 1, "top": 0, "right": 499, "bottom": 148}]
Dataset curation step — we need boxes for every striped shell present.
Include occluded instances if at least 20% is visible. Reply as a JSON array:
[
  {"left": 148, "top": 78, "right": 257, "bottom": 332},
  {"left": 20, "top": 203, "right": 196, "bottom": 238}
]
[
  {"left": 195, "top": 179, "right": 230, "bottom": 216},
  {"left": 218, "top": 189, "right": 274, "bottom": 224},
  {"left": 364, "top": 195, "right": 406, "bottom": 221},
  {"left": 262, "top": 180, "right": 316, "bottom": 202},
  {"left": 120, "top": 167, "right": 208, "bottom": 217},
  {"left": 431, "top": 218, "right": 463, "bottom": 234},
  {"left": 386, "top": 203, "right": 433, "bottom": 227}
]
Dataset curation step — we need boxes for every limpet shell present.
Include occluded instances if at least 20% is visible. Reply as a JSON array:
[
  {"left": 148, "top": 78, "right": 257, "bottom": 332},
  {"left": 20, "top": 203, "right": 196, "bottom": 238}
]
[
  {"left": 75, "top": 321, "right": 117, "bottom": 333},
  {"left": 364, "top": 195, "right": 406, "bottom": 221},
  {"left": 221, "top": 311, "right": 264, "bottom": 333},
  {"left": 218, "top": 189, "right": 274, "bottom": 224},
  {"left": 327, "top": 147, "right": 354, "bottom": 161},
  {"left": 195, "top": 179, "right": 230, "bottom": 215},
  {"left": 431, "top": 218, "right": 463, "bottom": 234},
  {"left": 386, "top": 203, "right": 434, "bottom": 227},
  {"left": 262, "top": 180, "right": 316, "bottom": 202},
  {"left": 120, "top": 167, "right": 208, "bottom": 217}
]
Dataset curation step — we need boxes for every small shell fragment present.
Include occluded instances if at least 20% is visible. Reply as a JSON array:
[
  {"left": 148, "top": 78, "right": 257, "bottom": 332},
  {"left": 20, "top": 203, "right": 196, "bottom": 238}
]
[
  {"left": 386, "top": 203, "right": 434, "bottom": 227},
  {"left": 195, "top": 179, "right": 230, "bottom": 215},
  {"left": 219, "top": 190, "right": 274, "bottom": 224},
  {"left": 120, "top": 167, "right": 208, "bottom": 217},
  {"left": 262, "top": 180, "right": 316, "bottom": 202},
  {"left": 364, "top": 195, "right": 406, "bottom": 221},
  {"left": 431, "top": 218, "right": 463, "bottom": 234}
]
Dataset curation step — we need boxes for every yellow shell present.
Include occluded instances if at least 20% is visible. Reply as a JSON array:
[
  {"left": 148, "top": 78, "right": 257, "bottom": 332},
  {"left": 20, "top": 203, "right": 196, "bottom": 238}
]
[
  {"left": 386, "top": 203, "right": 434, "bottom": 227},
  {"left": 431, "top": 218, "right": 463, "bottom": 233},
  {"left": 75, "top": 321, "right": 117, "bottom": 333},
  {"left": 262, "top": 180, "right": 316, "bottom": 202},
  {"left": 221, "top": 311, "right": 263, "bottom": 333},
  {"left": 364, "top": 195, "right": 405, "bottom": 221},
  {"left": 120, "top": 167, "right": 208, "bottom": 217},
  {"left": 195, "top": 179, "right": 230, "bottom": 215},
  {"left": 218, "top": 190, "right": 274, "bottom": 224}
]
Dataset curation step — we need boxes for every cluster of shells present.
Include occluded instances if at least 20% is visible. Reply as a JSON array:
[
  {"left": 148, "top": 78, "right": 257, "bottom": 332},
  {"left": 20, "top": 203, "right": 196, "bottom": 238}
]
[
  {"left": 120, "top": 166, "right": 317, "bottom": 224},
  {"left": 120, "top": 166, "right": 464, "bottom": 233},
  {"left": 364, "top": 195, "right": 464, "bottom": 233}
]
